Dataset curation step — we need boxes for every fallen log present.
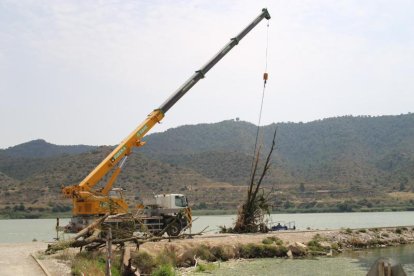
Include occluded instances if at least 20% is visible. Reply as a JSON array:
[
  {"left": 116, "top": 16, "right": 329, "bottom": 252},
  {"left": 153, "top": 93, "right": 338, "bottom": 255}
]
[
  {"left": 45, "top": 214, "right": 108, "bottom": 255},
  {"left": 74, "top": 214, "right": 109, "bottom": 240},
  {"left": 46, "top": 228, "right": 103, "bottom": 254}
]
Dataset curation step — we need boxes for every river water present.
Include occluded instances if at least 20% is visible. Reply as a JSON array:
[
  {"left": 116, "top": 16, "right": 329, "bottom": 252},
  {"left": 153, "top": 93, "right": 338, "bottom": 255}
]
[
  {"left": 0, "top": 211, "right": 413, "bottom": 243},
  {"left": 195, "top": 211, "right": 414, "bottom": 233}
]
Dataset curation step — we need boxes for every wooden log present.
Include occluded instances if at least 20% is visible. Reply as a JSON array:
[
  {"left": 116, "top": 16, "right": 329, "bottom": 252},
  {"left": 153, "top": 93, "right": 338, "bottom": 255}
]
[
  {"left": 47, "top": 214, "right": 109, "bottom": 254},
  {"left": 74, "top": 214, "right": 109, "bottom": 240},
  {"left": 46, "top": 228, "right": 103, "bottom": 254}
]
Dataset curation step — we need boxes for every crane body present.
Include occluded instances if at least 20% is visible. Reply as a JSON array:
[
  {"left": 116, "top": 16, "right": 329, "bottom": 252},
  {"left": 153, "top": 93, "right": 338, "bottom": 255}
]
[{"left": 62, "top": 8, "right": 271, "bottom": 235}]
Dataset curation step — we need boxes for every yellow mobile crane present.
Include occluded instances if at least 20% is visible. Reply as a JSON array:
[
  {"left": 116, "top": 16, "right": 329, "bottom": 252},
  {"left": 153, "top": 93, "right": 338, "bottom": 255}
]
[{"left": 62, "top": 8, "right": 271, "bottom": 235}]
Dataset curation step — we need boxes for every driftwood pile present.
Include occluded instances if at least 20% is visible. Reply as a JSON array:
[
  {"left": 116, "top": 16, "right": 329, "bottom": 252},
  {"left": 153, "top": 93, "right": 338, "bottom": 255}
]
[
  {"left": 46, "top": 214, "right": 205, "bottom": 275},
  {"left": 46, "top": 214, "right": 204, "bottom": 254}
]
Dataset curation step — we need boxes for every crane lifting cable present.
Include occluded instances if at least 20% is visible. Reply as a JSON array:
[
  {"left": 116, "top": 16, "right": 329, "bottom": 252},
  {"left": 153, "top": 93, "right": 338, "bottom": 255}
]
[{"left": 250, "top": 20, "right": 270, "bottom": 178}]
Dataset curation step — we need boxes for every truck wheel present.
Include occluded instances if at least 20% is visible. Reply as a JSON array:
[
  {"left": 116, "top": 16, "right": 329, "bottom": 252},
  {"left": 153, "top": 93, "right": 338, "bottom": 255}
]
[{"left": 166, "top": 222, "right": 181, "bottom": 236}]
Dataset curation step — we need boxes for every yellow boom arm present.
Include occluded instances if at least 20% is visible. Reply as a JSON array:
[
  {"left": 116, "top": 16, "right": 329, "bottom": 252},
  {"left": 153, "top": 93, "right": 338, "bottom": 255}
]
[{"left": 62, "top": 110, "right": 164, "bottom": 198}]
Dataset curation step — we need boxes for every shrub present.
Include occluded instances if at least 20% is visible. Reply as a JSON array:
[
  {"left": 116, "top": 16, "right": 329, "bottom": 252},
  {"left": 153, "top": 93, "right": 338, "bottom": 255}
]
[
  {"left": 155, "top": 248, "right": 177, "bottom": 267},
  {"left": 176, "top": 244, "right": 227, "bottom": 267},
  {"left": 210, "top": 246, "right": 231, "bottom": 261},
  {"left": 151, "top": 264, "right": 175, "bottom": 276},
  {"left": 262, "top": 238, "right": 274, "bottom": 245},
  {"left": 367, "top": 239, "right": 380, "bottom": 247},
  {"left": 219, "top": 225, "right": 234, "bottom": 233},
  {"left": 261, "top": 245, "right": 279, "bottom": 257},
  {"left": 349, "top": 238, "right": 366, "bottom": 248},
  {"left": 195, "top": 263, "right": 216, "bottom": 272},
  {"left": 274, "top": 245, "right": 288, "bottom": 257},
  {"left": 331, "top": 243, "right": 339, "bottom": 251},
  {"left": 132, "top": 251, "right": 155, "bottom": 275},
  {"left": 238, "top": 243, "right": 286, "bottom": 258},
  {"left": 307, "top": 240, "right": 324, "bottom": 252},
  {"left": 395, "top": 228, "right": 402, "bottom": 234},
  {"left": 238, "top": 243, "right": 261, "bottom": 258},
  {"left": 176, "top": 250, "right": 196, "bottom": 267},
  {"left": 358, "top": 229, "right": 366, "bottom": 233},
  {"left": 71, "top": 251, "right": 120, "bottom": 276},
  {"left": 262, "top": 236, "right": 283, "bottom": 245},
  {"left": 194, "top": 245, "right": 215, "bottom": 261}
]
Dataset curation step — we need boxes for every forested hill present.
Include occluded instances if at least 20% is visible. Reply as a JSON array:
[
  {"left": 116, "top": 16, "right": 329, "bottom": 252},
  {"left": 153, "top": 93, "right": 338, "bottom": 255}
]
[
  {"left": 142, "top": 114, "right": 414, "bottom": 160},
  {"left": 141, "top": 114, "right": 414, "bottom": 184},
  {"left": 0, "top": 114, "right": 413, "bottom": 215}
]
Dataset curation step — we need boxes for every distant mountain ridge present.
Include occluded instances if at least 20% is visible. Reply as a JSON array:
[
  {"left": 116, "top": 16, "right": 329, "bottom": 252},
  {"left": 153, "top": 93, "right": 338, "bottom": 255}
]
[{"left": 0, "top": 139, "right": 97, "bottom": 158}]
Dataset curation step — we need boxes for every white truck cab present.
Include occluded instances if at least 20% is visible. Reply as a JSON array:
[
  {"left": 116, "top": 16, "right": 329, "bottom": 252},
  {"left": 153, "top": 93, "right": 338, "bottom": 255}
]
[{"left": 154, "top": 194, "right": 188, "bottom": 209}]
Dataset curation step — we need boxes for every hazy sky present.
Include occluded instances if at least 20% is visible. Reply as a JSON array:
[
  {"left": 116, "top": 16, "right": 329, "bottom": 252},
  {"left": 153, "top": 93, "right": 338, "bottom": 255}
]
[{"left": 1, "top": 0, "right": 413, "bottom": 148}]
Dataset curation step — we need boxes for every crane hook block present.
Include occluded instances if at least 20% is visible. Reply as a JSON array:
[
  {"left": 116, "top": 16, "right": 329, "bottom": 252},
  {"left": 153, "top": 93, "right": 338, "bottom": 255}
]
[{"left": 263, "top": 72, "right": 269, "bottom": 81}]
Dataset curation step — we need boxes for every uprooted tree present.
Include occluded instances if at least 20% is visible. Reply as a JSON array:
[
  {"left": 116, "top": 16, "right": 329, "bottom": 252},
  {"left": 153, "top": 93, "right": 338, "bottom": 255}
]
[{"left": 232, "top": 128, "right": 277, "bottom": 233}]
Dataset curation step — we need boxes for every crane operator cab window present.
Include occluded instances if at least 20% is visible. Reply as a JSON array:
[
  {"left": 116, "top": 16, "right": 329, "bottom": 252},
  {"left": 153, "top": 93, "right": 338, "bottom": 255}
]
[{"left": 175, "top": 195, "right": 188, "bottom": 208}]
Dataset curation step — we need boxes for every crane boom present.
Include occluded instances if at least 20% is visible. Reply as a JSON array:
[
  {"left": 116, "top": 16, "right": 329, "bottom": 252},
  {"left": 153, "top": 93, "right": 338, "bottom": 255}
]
[
  {"left": 159, "top": 8, "right": 271, "bottom": 113},
  {"left": 62, "top": 8, "right": 271, "bottom": 216}
]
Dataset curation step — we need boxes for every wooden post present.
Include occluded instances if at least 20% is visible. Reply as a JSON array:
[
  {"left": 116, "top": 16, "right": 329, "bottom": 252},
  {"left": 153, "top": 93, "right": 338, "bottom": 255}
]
[
  {"left": 55, "top": 218, "right": 60, "bottom": 241},
  {"left": 106, "top": 227, "right": 112, "bottom": 276}
]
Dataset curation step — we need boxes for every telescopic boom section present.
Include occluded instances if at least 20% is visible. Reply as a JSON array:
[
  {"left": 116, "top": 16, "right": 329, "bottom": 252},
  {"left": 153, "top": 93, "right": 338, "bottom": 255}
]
[
  {"left": 62, "top": 8, "right": 271, "bottom": 199},
  {"left": 159, "top": 8, "right": 271, "bottom": 113}
]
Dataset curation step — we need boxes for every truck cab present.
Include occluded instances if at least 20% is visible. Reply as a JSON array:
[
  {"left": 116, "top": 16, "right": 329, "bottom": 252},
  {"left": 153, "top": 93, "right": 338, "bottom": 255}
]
[
  {"left": 155, "top": 194, "right": 188, "bottom": 209},
  {"left": 140, "top": 193, "right": 191, "bottom": 236}
]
